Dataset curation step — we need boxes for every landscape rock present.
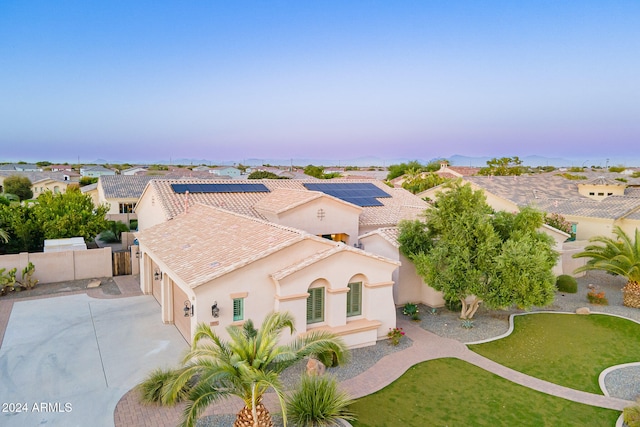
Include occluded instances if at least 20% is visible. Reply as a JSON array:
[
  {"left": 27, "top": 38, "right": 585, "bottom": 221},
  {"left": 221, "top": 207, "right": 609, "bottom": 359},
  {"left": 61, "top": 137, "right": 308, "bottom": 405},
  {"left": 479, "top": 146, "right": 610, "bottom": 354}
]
[
  {"left": 576, "top": 307, "right": 591, "bottom": 315},
  {"left": 306, "top": 358, "right": 326, "bottom": 376},
  {"left": 87, "top": 279, "right": 102, "bottom": 289}
]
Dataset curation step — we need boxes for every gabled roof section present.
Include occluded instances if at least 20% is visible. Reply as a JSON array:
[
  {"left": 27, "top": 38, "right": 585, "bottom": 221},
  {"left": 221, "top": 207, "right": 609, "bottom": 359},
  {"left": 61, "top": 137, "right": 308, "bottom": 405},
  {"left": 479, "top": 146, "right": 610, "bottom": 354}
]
[
  {"left": 530, "top": 197, "right": 640, "bottom": 220},
  {"left": 359, "top": 227, "right": 401, "bottom": 248},
  {"left": 579, "top": 176, "right": 627, "bottom": 187},
  {"left": 254, "top": 188, "right": 363, "bottom": 216},
  {"left": 100, "top": 175, "right": 159, "bottom": 198},
  {"left": 270, "top": 243, "right": 399, "bottom": 281},
  {"left": 465, "top": 176, "right": 579, "bottom": 205},
  {"left": 135, "top": 203, "right": 310, "bottom": 287}
]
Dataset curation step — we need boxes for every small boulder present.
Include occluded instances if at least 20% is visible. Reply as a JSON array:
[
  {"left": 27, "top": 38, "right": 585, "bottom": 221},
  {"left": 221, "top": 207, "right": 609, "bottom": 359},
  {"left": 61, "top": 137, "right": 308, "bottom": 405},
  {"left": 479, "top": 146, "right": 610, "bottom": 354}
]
[
  {"left": 306, "top": 358, "right": 326, "bottom": 376},
  {"left": 87, "top": 279, "right": 102, "bottom": 289},
  {"left": 576, "top": 307, "right": 591, "bottom": 315}
]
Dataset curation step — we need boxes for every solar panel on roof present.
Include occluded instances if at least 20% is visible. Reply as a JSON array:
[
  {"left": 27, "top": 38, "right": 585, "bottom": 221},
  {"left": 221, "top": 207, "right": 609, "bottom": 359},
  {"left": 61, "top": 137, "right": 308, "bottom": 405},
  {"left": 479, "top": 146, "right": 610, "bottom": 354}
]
[
  {"left": 303, "top": 182, "right": 389, "bottom": 207},
  {"left": 171, "top": 183, "right": 270, "bottom": 193}
]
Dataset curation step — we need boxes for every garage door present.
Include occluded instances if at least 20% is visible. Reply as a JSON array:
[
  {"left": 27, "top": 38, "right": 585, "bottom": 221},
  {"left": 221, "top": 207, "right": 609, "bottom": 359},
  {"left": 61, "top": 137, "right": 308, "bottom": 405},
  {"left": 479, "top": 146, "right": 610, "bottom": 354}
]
[{"left": 172, "top": 282, "right": 191, "bottom": 341}]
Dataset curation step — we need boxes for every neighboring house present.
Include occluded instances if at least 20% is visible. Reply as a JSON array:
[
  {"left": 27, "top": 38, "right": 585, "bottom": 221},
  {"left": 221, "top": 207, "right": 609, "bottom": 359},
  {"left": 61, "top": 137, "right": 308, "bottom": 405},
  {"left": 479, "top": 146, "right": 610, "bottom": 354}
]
[
  {"left": 0, "top": 171, "right": 76, "bottom": 196},
  {"left": 121, "top": 166, "right": 148, "bottom": 175},
  {"left": 81, "top": 182, "right": 100, "bottom": 207},
  {"left": 0, "top": 163, "right": 42, "bottom": 172},
  {"left": 48, "top": 164, "right": 74, "bottom": 172},
  {"left": 135, "top": 203, "right": 399, "bottom": 346},
  {"left": 96, "top": 175, "right": 163, "bottom": 221},
  {"left": 80, "top": 165, "right": 116, "bottom": 177},
  {"left": 420, "top": 175, "right": 640, "bottom": 241},
  {"left": 210, "top": 166, "right": 241, "bottom": 178},
  {"left": 191, "top": 165, "right": 211, "bottom": 172},
  {"left": 95, "top": 174, "right": 222, "bottom": 222},
  {"left": 134, "top": 179, "right": 429, "bottom": 344}
]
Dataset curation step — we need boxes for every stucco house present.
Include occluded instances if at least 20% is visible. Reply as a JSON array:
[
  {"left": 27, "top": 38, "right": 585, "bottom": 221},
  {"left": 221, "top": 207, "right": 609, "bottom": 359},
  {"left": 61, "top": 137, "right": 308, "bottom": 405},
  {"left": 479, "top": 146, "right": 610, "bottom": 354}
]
[
  {"left": 121, "top": 166, "right": 148, "bottom": 175},
  {"left": 420, "top": 175, "right": 640, "bottom": 241},
  {"left": 135, "top": 203, "right": 399, "bottom": 347},
  {"left": 210, "top": 166, "right": 241, "bottom": 178},
  {"left": 0, "top": 171, "right": 77, "bottom": 196},
  {"left": 80, "top": 165, "right": 116, "bottom": 177},
  {"left": 134, "top": 179, "right": 429, "bottom": 345}
]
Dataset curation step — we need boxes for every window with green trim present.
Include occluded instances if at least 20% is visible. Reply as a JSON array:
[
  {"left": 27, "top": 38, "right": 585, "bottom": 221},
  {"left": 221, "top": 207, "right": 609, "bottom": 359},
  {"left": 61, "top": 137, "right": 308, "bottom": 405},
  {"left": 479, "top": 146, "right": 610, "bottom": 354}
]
[
  {"left": 233, "top": 298, "right": 244, "bottom": 321},
  {"left": 346, "top": 282, "right": 362, "bottom": 317},
  {"left": 306, "top": 287, "right": 324, "bottom": 324}
]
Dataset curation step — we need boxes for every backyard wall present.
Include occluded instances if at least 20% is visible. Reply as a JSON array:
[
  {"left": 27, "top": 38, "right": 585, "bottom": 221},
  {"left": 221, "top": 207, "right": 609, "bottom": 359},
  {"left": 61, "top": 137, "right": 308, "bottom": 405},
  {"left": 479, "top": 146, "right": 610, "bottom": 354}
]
[{"left": 0, "top": 248, "right": 112, "bottom": 284}]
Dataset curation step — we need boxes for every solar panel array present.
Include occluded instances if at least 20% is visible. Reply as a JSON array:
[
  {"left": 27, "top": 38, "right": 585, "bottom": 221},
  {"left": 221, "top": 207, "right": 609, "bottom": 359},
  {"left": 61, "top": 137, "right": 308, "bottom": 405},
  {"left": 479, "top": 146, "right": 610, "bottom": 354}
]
[
  {"left": 170, "top": 183, "right": 270, "bottom": 193},
  {"left": 303, "top": 183, "right": 391, "bottom": 207}
]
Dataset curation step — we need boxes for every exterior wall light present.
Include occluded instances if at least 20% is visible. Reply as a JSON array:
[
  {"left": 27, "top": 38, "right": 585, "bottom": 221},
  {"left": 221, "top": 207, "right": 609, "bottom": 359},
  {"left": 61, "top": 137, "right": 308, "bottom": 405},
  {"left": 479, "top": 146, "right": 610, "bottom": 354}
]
[
  {"left": 211, "top": 302, "right": 220, "bottom": 318},
  {"left": 184, "top": 300, "right": 194, "bottom": 317},
  {"left": 153, "top": 269, "right": 162, "bottom": 281}
]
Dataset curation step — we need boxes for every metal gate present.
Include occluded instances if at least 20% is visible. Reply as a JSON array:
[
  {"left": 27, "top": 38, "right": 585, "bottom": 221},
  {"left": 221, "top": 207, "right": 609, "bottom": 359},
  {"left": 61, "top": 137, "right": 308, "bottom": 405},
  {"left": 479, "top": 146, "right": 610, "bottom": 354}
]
[{"left": 112, "top": 250, "right": 132, "bottom": 276}]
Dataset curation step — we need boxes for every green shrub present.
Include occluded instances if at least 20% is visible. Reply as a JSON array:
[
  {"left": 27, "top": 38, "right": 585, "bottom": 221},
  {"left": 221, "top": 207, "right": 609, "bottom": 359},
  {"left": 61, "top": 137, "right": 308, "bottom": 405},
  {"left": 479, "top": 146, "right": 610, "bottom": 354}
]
[
  {"left": 286, "top": 374, "right": 356, "bottom": 426},
  {"left": 445, "top": 298, "right": 462, "bottom": 313},
  {"left": 137, "top": 367, "right": 189, "bottom": 405},
  {"left": 99, "top": 220, "right": 130, "bottom": 243},
  {"left": 129, "top": 219, "right": 138, "bottom": 230},
  {"left": 402, "top": 302, "right": 420, "bottom": 320},
  {"left": 555, "top": 275, "right": 578, "bottom": 293},
  {"left": 624, "top": 399, "right": 640, "bottom": 427}
]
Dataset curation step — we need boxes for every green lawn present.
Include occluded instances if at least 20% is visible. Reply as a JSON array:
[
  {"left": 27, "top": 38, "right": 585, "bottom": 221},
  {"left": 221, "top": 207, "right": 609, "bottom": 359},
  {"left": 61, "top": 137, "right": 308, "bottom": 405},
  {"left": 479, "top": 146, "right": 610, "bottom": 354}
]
[
  {"left": 469, "top": 313, "right": 640, "bottom": 394},
  {"left": 350, "top": 358, "right": 619, "bottom": 427}
]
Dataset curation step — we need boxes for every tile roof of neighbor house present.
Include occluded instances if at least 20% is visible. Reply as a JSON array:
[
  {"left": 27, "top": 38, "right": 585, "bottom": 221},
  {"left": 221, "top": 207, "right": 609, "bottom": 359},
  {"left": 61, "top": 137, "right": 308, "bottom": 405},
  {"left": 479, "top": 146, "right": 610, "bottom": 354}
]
[
  {"left": 0, "top": 163, "right": 40, "bottom": 171},
  {"left": 83, "top": 165, "right": 114, "bottom": 172},
  {"left": 359, "top": 227, "right": 401, "bottom": 248},
  {"left": 135, "top": 203, "right": 328, "bottom": 287},
  {"left": 145, "top": 179, "right": 429, "bottom": 227},
  {"left": 579, "top": 176, "right": 627, "bottom": 186},
  {"left": 446, "top": 166, "right": 481, "bottom": 176},
  {"left": 253, "top": 188, "right": 361, "bottom": 215},
  {"left": 99, "top": 174, "right": 222, "bottom": 199},
  {"left": 464, "top": 175, "right": 640, "bottom": 220},
  {"left": 0, "top": 170, "right": 72, "bottom": 183}
]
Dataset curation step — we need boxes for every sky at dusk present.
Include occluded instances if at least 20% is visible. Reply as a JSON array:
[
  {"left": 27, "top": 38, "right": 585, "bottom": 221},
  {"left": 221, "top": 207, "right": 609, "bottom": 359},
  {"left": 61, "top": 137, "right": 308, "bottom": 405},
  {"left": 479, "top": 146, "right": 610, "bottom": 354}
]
[{"left": 1, "top": 1, "right": 639, "bottom": 165}]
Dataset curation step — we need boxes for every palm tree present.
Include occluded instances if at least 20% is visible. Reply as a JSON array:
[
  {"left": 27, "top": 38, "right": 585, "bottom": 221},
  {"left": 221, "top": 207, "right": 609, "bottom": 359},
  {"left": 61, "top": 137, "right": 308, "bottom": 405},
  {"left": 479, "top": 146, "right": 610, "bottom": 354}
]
[
  {"left": 573, "top": 226, "right": 640, "bottom": 284},
  {"left": 160, "top": 311, "right": 349, "bottom": 427},
  {"left": 0, "top": 228, "right": 8, "bottom": 243}
]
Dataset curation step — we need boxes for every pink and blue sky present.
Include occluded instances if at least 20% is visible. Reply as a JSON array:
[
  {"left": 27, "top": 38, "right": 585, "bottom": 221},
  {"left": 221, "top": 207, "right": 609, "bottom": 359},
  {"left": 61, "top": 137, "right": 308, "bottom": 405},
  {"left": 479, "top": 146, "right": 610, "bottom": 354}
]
[{"left": 1, "top": 1, "right": 639, "bottom": 165}]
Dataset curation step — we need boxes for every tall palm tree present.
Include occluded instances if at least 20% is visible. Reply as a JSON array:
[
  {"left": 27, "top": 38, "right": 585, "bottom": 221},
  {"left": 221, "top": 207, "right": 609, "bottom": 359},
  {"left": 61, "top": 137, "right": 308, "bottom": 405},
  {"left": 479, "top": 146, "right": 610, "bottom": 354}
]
[
  {"left": 573, "top": 226, "right": 640, "bottom": 284},
  {"left": 162, "top": 311, "right": 349, "bottom": 427}
]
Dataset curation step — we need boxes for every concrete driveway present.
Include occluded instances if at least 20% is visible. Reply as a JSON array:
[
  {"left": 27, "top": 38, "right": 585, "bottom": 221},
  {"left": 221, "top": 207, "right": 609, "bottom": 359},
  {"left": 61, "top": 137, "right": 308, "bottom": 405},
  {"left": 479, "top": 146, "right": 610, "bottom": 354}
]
[{"left": 0, "top": 294, "right": 187, "bottom": 427}]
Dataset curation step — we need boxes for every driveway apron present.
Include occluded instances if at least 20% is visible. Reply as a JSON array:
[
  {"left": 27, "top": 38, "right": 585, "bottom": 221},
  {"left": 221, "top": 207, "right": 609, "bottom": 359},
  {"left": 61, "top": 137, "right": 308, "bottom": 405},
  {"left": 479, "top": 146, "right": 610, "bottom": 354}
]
[{"left": 0, "top": 294, "right": 187, "bottom": 427}]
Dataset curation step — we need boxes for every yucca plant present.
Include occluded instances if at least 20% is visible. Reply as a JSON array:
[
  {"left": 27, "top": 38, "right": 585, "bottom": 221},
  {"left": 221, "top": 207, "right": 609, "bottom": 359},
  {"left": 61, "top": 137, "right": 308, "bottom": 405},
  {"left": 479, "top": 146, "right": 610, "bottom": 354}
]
[
  {"left": 286, "top": 374, "right": 356, "bottom": 427},
  {"left": 573, "top": 226, "right": 640, "bottom": 285}
]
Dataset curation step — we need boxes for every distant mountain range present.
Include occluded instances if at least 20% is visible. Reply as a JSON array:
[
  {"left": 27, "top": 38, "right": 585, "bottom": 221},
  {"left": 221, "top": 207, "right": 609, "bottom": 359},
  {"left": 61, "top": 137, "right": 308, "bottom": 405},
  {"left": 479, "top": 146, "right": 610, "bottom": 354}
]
[{"left": 91, "top": 155, "right": 637, "bottom": 168}]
